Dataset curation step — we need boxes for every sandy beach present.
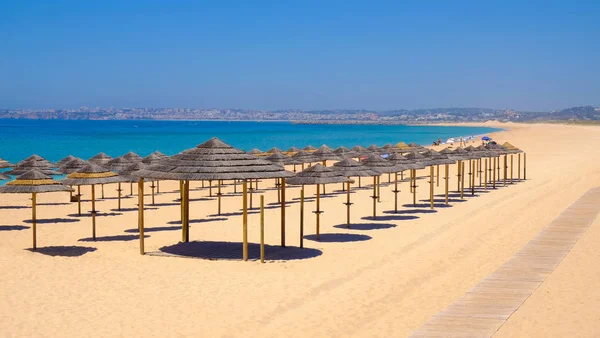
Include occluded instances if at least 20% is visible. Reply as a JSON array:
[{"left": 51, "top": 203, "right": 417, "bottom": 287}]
[{"left": 1, "top": 122, "right": 599, "bottom": 337}]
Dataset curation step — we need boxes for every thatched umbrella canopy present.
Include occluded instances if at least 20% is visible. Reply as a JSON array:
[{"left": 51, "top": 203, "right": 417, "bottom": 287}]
[
  {"left": 59, "top": 158, "right": 89, "bottom": 174},
  {"left": 132, "top": 137, "right": 294, "bottom": 260},
  {"left": 62, "top": 163, "right": 125, "bottom": 239},
  {"left": 303, "top": 145, "right": 317, "bottom": 152},
  {"left": 54, "top": 155, "right": 76, "bottom": 168},
  {"left": 361, "top": 154, "right": 403, "bottom": 218},
  {"left": 502, "top": 142, "right": 524, "bottom": 184},
  {"left": 285, "top": 146, "right": 301, "bottom": 154},
  {"left": 351, "top": 145, "right": 370, "bottom": 157},
  {"left": 367, "top": 144, "right": 381, "bottom": 153},
  {"left": 408, "top": 142, "right": 427, "bottom": 152},
  {"left": 289, "top": 150, "right": 319, "bottom": 172},
  {"left": 17, "top": 155, "right": 53, "bottom": 168},
  {"left": 104, "top": 157, "right": 140, "bottom": 199},
  {"left": 248, "top": 148, "right": 264, "bottom": 156},
  {"left": 142, "top": 154, "right": 161, "bottom": 165},
  {"left": 333, "top": 147, "right": 359, "bottom": 159},
  {"left": 122, "top": 151, "right": 143, "bottom": 163},
  {"left": 152, "top": 151, "right": 168, "bottom": 159},
  {"left": 266, "top": 147, "right": 283, "bottom": 154},
  {"left": 0, "top": 158, "right": 15, "bottom": 169},
  {"left": 264, "top": 152, "right": 292, "bottom": 166},
  {"left": 333, "top": 158, "right": 379, "bottom": 226},
  {"left": 0, "top": 173, "right": 9, "bottom": 180},
  {"left": 287, "top": 164, "right": 349, "bottom": 242},
  {"left": 88, "top": 152, "right": 112, "bottom": 166},
  {"left": 5, "top": 159, "right": 61, "bottom": 176},
  {"left": 0, "top": 170, "right": 72, "bottom": 250},
  {"left": 312, "top": 145, "right": 341, "bottom": 165},
  {"left": 319, "top": 144, "right": 333, "bottom": 151}
]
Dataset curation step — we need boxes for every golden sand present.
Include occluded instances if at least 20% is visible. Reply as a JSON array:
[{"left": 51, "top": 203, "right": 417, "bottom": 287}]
[{"left": 1, "top": 123, "right": 599, "bottom": 337}]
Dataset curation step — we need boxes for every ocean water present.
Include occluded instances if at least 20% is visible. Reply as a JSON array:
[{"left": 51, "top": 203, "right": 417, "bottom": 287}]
[{"left": 0, "top": 119, "right": 500, "bottom": 163}]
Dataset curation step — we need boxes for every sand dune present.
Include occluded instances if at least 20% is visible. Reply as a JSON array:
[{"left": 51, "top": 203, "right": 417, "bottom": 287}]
[{"left": 1, "top": 123, "right": 599, "bottom": 337}]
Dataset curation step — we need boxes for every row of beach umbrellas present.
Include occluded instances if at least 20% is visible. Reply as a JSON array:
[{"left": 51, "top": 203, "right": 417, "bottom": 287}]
[{"left": 0, "top": 139, "right": 525, "bottom": 259}]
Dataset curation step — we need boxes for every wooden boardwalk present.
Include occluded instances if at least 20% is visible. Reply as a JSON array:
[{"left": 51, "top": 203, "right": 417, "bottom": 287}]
[{"left": 410, "top": 187, "right": 600, "bottom": 338}]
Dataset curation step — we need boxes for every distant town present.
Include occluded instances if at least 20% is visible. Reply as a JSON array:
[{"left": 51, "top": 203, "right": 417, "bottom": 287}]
[{"left": 0, "top": 106, "right": 599, "bottom": 124}]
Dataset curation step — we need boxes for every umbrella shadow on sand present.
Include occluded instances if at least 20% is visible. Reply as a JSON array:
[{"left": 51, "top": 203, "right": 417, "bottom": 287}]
[
  {"left": 303, "top": 233, "right": 372, "bottom": 243},
  {"left": 79, "top": 235, "right": 149, "bottom": 242},
  {"left": 23, "top": 218, "right": 81, "bottom": 224},
  {"left": 27, "top": 246, "right": 97, "bottom": 257},
  {"left": 154, "top": 241, "right": 322, "bottom": 261},
  {"left": 0, "top": 225, "right": 30, "bottom": 231},
  {"left": 383, "top": 209, "right": 436, "bottom": 215},
  {"left": 333, "top": 223, "right": 397, "bottom": 231},
  {"left": 362, "top": 215, "right": 419, "bottom": 221},
  {"left": 166, "top": 218, "right": 228, "bottom": 225},
  {"left": 125, "top": 225, "right": 181, "bottom": 233}
]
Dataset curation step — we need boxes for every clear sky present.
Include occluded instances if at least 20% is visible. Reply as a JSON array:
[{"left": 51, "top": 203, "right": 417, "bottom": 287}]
[{"left": 1, "top": 1, "right": 598, "bottom": 111}]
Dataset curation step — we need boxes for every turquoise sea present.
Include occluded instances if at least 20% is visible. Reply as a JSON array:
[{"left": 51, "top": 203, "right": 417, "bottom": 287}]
[{"left": 0, "top": 119, "right": 500, "bottom": 163}]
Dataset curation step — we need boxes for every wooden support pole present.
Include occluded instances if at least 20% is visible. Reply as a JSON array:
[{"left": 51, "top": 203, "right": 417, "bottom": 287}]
[
  {"left": 444, "top": 164, "right": 449, "bottom": 205},
  {"left": 316, "top": 184, "right": 321, "bottom": 240},
  {"left": 377, "top": 176, "right": 381, "bottom": 203},
  {"left": 281, "top": 177, "right": 286, "bottom": 247},
  {"left": 276, "top": 178, "right": 281, "bottom": 203},
  {"left": 468, "top": 160, "right": 472, "bottom": 189},
  {"left": 518, "top": 153, "right": 521, "bottom": 180},
  {"left": 217, "top": 179, "right": 222, "bottom": 215},
  {"left": 101, "top": 184, "right": 105, "bottom": 199},
  {"left": 299, "top": 188, "right": 304, "bottom": 248},
  {"left": 260, "top": 195, "right": 265, "bottom": 264},
  {"left": 471, "top": 160, "right": 475, "bottom": 196},
  {"left": 478, "top": 159, "right": 482, "bottom": 186},
  {"left": 31, "top": 192, "right": 37, "bottom": 250},
  {"left": 484, "top": 158, "right": 488, "bottom": 190},
  {"left": 372, "top": 176, "right": 377, "bottom": 219},
  {"left": 346, "top": 181, "right": 352, "bottom": 227},
  {"left": 77, "top": 185, "right": 81, "bottom": 216},
  {"left": 388, "top": 173, "right": 391, "bottom": 183},
  {"left": 184, "top": 180, "right": 190, "bottom": 242},
  {"left": 393, "top": 172, "right": 399, "bottom": 213},
  {"left": 524, "top": 153, "right": 527, "bottom": 180},
  {"left": 492, "top": 157, "right": 496, "bottom": 188},
  {"left": 242, "top": 180, "right": 248, "bottom": 261},
  {"left": 117, "top": 182, "right": 122, "bottom": 211},
  {"left": 457, "top": 161, "right": 461, "bottom": 192},
  {"left": 130, "top": 182, "right": 133, "bottom": 196},
  {"left": 429, "top": 166, "right": 434, "bottom": 209},
  {"left": 503, "top": 155, "right": 507, "bottom": 187},
  {"left": 510, "top": 155, "right": 514, "bottom": 184},
  {"left": 460, "top": 164, "right": 465, "bottom": 199},
  {"left": 138, "top": 178, "right": 145, "bottom": 255},
  {"left": 249, "top": 183, "right": 254, "bottom": 210},
  {"left": 436, "top": 165, "right": 440, "bottom": 187},
  {"left": 151, "top": 181, "right": 155, "bottom": 205},
  {"left": 412, "top": 169, "right": 417, "bottom": 206},
  {"left": 156, "top": 180, "right": 160, "bottom": 194},
  {"left": 91, "top": 184, "right": 96, "bottom": 240},
  {"left": 358, "top": 176, "right": 361, "bottom": 188},
  {"left": 234, "top": 180, "right": 237, "bottom": 193}
]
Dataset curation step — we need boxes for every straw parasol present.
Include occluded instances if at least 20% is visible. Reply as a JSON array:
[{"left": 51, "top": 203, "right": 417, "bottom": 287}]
[
  {"left": 285, "top": 146, "right": 301, "bottom": 154},
  {"left": 0, "top": 173, "right": 9, "bottom": 180},
  {"left": 447, "top": 147, "right": 476, "bottom": 197},
  {"left": 132, "top": 137, "right": 293, "bottom": 260},
  {"left": 88, "top": 152, "right": 112, "bottom": 166},
  {"left": 0, "top": 158, "right": 14, "bottom": 169},
  {"left": 361, "top": 154, "right": 402, "bottom": 219},
  {"left": 103, "top": 156, "right": 137, "bottom": 206},
  {"left": 502, "top": 142, "right": 524, "bottom": 183},
  {"left": 59, "top": 158, "right": 89, "bottom": 174},
  {"left": 287, "top": 164, "right": 349, "bottom": 243},
  {"left": 62, "top": 163, "right": 124, "bottom": 239},
  {"left": 17, "top": 155, "right": 53, "bottom": 168},
  {"left": 388, "top": 153, "right": 425, "bottom": 212},
  {"left": 265, "top": 152, "right": 293, "bottom": 203},
  {"left": 420, "top": 150, "right": 456, "bottom": 204},
  {"left": 303, "top": 145, "right": 317, "bottom": 152},
  {"left": 351, "top": 145, "right": 370, "bottom": 157},
  {"left": 141, "top": 154, "right": 164, "bottom": 195},
  {"left": 266, "top": 147, "right": 283, "bottom": 154},
  {"left": 152, "top": 151, "right": 168, "bottom": 159},
  {"left": 247, "top": 148, "right": 264, "bottom": 156},
  {"left": 5, "top": 158, "right": 62, "bottom": 176},
  {"left": 0, "top": 170, "right": 72, "bottom": 250},
  {"left": 122, "top": 151, "right": 143, "bottom": 163},
  {"left": 54, "top": 155, "right": 76, "bottom": 168},
  {"left": 367, "top": 144, "right": 381, "bottom": 153},
  {"left": 333, "top": 146, "right": 359, "bottom": 159},
  {"left": 289, "top": 150, "right": 319, "bottom": 172},
  {"left": 312, "top": 145, "right": 341, "bottom": 165},
  {"left": 333, "top": 158, "right": 379, "bottom": 226}
]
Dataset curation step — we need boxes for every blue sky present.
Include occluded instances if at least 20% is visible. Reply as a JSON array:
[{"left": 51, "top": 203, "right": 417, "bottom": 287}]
[{"left": 1, "top": 1, "right": 598, "bottom": 111}]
